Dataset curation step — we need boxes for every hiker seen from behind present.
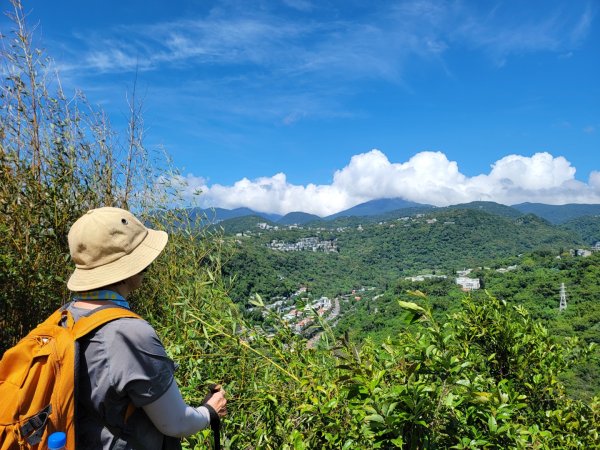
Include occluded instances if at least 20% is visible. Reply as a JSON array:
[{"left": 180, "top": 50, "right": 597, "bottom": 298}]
[{"left": 66, "top": 207, "right": 227, "bottom": 449}]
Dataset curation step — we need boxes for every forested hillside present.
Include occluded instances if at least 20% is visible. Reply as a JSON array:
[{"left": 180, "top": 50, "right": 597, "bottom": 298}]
[
  {"left": 335, "top": 251, "right": 600, "bottom": 399},
  {"left": 222, "top": 208, "right": 583, "bottom": 304},
  {"left": 513, "top": 203, "right": 600, "bottom": 224},
  {"left": 195, "top": 200, "right": 600, "bottom": 226},
  {"left": 220, "top": 206, "right": 600, "bottom": 403},
  {"left": 560, "top": 215, "right": 600, "bottom": 245}
]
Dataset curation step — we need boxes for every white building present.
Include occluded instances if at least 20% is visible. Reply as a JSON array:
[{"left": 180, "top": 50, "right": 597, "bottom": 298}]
[{"left": 455, "top": 277, "right": 480, "bottom": 291}]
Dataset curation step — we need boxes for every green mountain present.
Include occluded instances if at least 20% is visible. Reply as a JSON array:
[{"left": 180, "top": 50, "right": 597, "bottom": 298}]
[
  {"left": 188, "top": 206, "right": 281, "bottom": 223},
  {"left": 183, "top": 201, "right": 600, "bottom": 227},
  {"left": 223, "top": 208, "right": 582, "bottom": 303},
  {"left": 215, "top": 215, "right": 277, "bottom": 234},
  {"left": 560, "top": 215, "right": 600, "bottom": 244},
  {"left": 447, "top": 201, "right": 525, "bottom": 219},
  {"left": 335, "top": 250, "right": 600, "bottom": 398},
  {"left": 278, "top": 211, "right": 322, "bottom": 225},
  {"left": 512, "top": 202, "right": 600, "bottom": 224},
  {"left": 325, "top": 198, "right": 432, "bottom": 219},
  {"left": 334, "top": 208, "right": 576, "bottom": 272}
]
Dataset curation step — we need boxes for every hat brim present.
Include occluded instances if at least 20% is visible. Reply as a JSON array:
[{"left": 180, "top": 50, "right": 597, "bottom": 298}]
[{"left": 67, "top": 229, "right": 168, "bottom": 291}]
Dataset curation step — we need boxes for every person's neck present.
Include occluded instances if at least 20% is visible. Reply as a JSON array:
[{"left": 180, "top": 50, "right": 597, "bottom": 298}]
[
  {"left": 73, "top": 299, "right": 115, "bottom": 310},
  {"left": 72, "top": 285, "right": 131, "bottom": 310},
  {"left": 104, "top": 283, "right": 130, "bottom": 298}
]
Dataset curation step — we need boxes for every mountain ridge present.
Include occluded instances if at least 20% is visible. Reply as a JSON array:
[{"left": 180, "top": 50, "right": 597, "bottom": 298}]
[
  {"left": 189, "top": 199, "right": 600, "bottom": 225},
  {"left": 512, "top": 202, "right": 600, "bottom": 224}
]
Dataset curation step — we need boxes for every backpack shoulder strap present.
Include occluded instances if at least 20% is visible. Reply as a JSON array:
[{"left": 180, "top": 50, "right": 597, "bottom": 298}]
[
  {"left": 69, "top": 306, "right": 146, "bottom": 446},
  {"left": 72, "top": 307, "right": 142, "bottom": 339}
]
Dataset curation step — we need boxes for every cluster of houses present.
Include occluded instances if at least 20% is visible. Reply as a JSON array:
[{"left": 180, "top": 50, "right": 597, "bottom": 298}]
[
  {"left": 404, "top": 241, "right": 600, "bottom": 292},
  {"left": 263, "top": 289, "right": 336, "bottom": 334},
  {"left": 267, "top": 237, "right": 338, "bottom": 253},
  {"left": 454, "top": 265, "right": 519, "bottom": 290},
  {"left": 259, "top": 286, "right": 376, "bottom": 336},
  {"left": 243, "top": 213, "right": 457, "bottom": 237},
  {"left": 455, "top": 276, "right": 481, "bottom": 291},
  {"left": 282, "top": 297, "right": 333, "bottom": 333},
  {"left": 403, "top": 268, "right": 482, "bottom": 291},
  {"left": 454, "top": 268, "right": 479, "bottom": 291}
]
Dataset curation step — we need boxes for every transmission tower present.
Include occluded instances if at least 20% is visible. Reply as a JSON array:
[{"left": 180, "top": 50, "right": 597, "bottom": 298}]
[{"left": 559, "top": 283, "right": 567, "bottom": 312}]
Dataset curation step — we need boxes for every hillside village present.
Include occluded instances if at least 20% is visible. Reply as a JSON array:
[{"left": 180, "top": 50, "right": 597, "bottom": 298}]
[
  {"left": 236, "top": 215, "right": 600, "bottom": 253},
  {"left": 254, "top": 286, "right": 376, "bottom": 338},
  {"left": 234, "top": 214, "right": 600, "bottom": 294},
  {"left": 228, "top": 209, "right": 600, "bottom": 338},
  {"left": 267, "top": 237, "right": 338, "bottom": 252},
  {"left": 238, "top": 213, "right": 441, "bottom": 236},
  {"left": 262, "top": 252, "right": 590, "bottom": 338}
]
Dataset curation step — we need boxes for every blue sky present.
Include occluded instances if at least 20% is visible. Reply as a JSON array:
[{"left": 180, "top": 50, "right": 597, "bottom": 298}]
[{"left": 4, "top": 0, "right": 600, "bottom": 215}]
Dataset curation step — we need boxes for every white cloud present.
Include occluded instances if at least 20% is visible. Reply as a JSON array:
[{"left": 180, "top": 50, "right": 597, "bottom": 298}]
[
  {"left": 487, "top": 153, "right": 575, "bottom": 190},
  {"left": 589, "top": 171, "right": 600, "bottom": 190},
  {"left": 452, "top": 2, "right": 594, "bottom": 66},
  {"left": 196, "top": 173, "right": 347, "bottom": 216},
  {"left": 178, "top": 150, "right": 600, "bottom": 216},
  {"left": 571, "top": 2, "right": 595, "bottom": 43}
]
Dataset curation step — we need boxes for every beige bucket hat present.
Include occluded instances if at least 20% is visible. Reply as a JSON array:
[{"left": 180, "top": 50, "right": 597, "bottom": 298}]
[{"left": 67, "top": 207, "right": 168, "bottom": 291}]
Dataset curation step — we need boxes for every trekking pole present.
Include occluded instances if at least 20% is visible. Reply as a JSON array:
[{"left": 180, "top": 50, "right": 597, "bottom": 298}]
[{"left": 202, "top": 384, "right": 222, "bottom": 450}]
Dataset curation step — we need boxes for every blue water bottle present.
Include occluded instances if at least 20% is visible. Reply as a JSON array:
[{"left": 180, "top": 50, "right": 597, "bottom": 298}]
[{"left": 48, "top": 431, "right": 66, "bottom": 450}]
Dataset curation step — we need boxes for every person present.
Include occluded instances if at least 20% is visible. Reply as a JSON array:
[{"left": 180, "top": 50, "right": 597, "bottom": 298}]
[{"left": 65, "top": 206, "right": 227, "bottom": 449}]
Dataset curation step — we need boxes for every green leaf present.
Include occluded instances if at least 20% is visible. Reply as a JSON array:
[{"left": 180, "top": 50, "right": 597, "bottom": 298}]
[
  {"left": 488, "top": 415, "right": 497, "bottom": 433},
  {"left": 249, "top": 293, "right": 265, "bottom": 307},
  {"left": 399, "top": 310, "right": 420, "bottom": 325},
  {"left": 398, "top": 300, "right": 426, "bottom": 312},
  {"left": 365, "top": 414, "right": 385, "bottom": 424}
]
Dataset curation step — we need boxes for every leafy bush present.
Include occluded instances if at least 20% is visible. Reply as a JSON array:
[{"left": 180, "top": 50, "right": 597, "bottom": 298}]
[{"left": 152, "top": 251, "right": 600, "bottom": 450}]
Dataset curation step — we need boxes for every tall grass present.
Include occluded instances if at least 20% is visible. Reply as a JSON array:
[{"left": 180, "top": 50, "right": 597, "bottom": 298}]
[{"left": 0, "top": 0, "right": 175, "bottom": 352}]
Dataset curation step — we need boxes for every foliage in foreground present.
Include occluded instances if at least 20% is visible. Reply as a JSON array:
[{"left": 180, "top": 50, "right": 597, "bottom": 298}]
[
  {"left": 0, "top": 0, "right": 174, "bottom": 352},
  {"left": 147, "top": 234, "right": 599, "bottom": 449}
]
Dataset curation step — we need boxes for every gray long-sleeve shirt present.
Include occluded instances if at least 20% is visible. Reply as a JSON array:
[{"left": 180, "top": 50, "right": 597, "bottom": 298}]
[{"left": 69, "top": 303, "right": 181, "bottom": 449}]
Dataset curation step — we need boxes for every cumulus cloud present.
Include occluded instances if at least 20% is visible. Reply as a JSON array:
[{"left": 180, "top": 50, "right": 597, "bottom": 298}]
[
  {"left": 589, "top": 171, "right": 600, "bottom": 189},
  {"left": 176, "top": 150, "right": 600, "bottom": 216}
]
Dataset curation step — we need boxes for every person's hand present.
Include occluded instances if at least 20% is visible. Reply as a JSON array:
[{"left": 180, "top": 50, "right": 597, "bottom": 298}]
[{"left": 205, "top": 386, "right": 227, "bottom": 417}]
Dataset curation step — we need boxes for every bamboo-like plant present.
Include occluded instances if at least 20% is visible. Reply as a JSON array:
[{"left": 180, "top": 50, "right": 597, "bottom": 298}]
[{"left": 0, "top": 0, "right": 176, "bottom": 351}]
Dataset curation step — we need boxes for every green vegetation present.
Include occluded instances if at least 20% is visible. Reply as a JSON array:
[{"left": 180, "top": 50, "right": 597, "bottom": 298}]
[
  {"left": 157, "top": 286, "right": 600, "bottom": 449},
  {"left": 335, "top": 252, "right": 600, "bottom": 400},
  {"left": 0, "top": 2, "right": 173, "bottom": 351},
  {"left": 2, "top": 5, "right": 599, "bottom": 448},
  {"left": 336, "top": 252, "right": 600, "bottom": 342},
  {"left": 560, "top": 215, "right": 600, "bottom": 245},
  {"left": 221, "top": 208, "right": 582, "bottom": 306},
  {"left": 513, "top": 203, "right": 600, "bottom": 224}
]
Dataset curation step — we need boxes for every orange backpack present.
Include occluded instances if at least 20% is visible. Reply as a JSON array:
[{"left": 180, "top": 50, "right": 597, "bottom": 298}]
[{"left": 0, "top": 306, "right": 141, "bottom": 449}]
